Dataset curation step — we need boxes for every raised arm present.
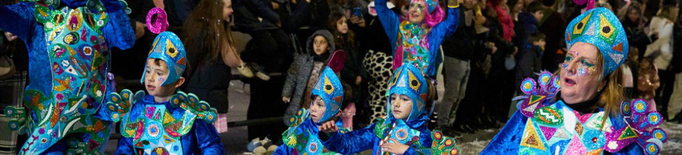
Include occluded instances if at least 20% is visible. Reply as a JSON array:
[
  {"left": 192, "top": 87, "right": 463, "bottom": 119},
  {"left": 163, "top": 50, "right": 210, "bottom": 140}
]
[
  {"left": 0, "top": 2, "right": 36, "bottom": 42},
  {"left": 375, "top": 0, "right": 399, "bottom": 49},
  {"left": 102, "top": 0, "right": 135, "bottom": 50}
]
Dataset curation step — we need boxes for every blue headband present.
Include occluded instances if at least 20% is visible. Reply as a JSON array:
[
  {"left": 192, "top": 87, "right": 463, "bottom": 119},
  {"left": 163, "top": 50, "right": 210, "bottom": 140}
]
[
  {"left": 140, "top": 32, "right": 187, "bottom": 86},
  {"left": 311, "top": 67, "right": 344, "bottom": 123},
  {"left": 565, "top": 7, "right": 628, "bottom": 77},
  {"left": 386, "top": 64, "right": 429, "bottom": 122}
]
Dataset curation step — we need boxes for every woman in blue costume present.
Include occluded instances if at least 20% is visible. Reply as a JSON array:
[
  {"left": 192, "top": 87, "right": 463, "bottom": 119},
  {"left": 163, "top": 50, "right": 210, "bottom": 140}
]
[
  {"left": 0, "top": 0, "right": 134, "bottom": 154},
  {"left": 375, "top": 0, "right": 459, "bottom": 78},
  {"left": 316, "top": 64, "right": 460, "bottom": 155},
  {"left": 481, "top": 7, "right": 668, "bottom": 155},
  {"left": 274, "top": 66, "right": 348, "bottom": 155},
  {"left": 109, "top": 31, "right": 225, "bottom": 155}
]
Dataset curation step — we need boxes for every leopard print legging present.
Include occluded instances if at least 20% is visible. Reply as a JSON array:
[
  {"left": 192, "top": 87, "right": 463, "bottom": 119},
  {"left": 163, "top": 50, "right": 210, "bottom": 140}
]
[{"left": 363, "top": 50, "right": 393, "bottom": 123}]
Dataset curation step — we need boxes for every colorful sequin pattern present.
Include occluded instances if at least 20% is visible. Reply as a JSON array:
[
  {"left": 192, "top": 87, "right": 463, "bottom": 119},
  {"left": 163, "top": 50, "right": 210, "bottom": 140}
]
[
  {"left": 119, "top": 90, "right": 218, "bottom": 155},
  {"left": 282, "top": 109, "right": 349, "bottom": 155},
  {"left": 397, "top": 21, "right": 431, "bottom": 75},
  {"left": 5, "top": 3, "right": 114, "bottom": 154},
  {"left": 515, "top": 74, "right": 667, "bottom": 154},
  {"left": 373, "top": 117, "right": 427, "bottom": 155},
  {"left": 565, "top": 7, "right": 628, "bottom": 77}
]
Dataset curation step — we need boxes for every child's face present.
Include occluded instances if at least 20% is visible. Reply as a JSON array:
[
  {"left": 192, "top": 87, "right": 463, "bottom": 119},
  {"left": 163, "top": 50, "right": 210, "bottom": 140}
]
[
  {"left": 389, "top": 94, "right": 413, "bottom": 120},
  {"left": 336, "top": 16, "right": 349, "bottom": 34},
  {"left": 310, "top": 96, "right": 327, "bottom": 123},
  {"left": 533, "top": 39, "right": 546, "bottom": 48},
  {"left": 144, "top": 59, "right": 177, "bottom": 98},
  {"left": 313, "top": 35, "right": 329, "bottom": 56},
  {"left": 532, "top": 10, "right": 544, "bottom": 21},
  {"left": 222, "top": 0, "right": 233, "bottom": 21}
]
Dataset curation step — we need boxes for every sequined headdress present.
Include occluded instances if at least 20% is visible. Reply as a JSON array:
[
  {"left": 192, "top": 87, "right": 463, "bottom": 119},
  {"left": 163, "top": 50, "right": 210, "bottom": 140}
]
[
  {"left": 311, "top": 67, "right": 344, "bottom": 123},
  {"left": 411, "top": 0, "right": 438, "bottom": 13},
  {"left": 140, "top": 31, "right": 187, "bottom": 86},
  {"left": 386, "top": 64, "right": 429, "bottom": 122},
  {"left": 565, "top": 7, "right": 628, "bottom": 77}
]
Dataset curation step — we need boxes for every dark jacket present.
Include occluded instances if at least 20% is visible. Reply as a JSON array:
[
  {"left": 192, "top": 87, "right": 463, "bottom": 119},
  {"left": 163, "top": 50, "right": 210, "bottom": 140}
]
[
  {"left": 515, "top": 45, "right": 542, "bottom": 86},
  {"left": 282, "top": 30, "right": 337, "bottom": 125},
  {"left": 538, "top": 9, "right": 565, "bottom": 72},
  {"left": 443, "top": 8, "right": 476, "bottom": 60},
  {"left": 233, "top": 0, "right": 281, "bottom": 32},
  {"left": 513, "top": 12, "right": 539, "bottom": 52}
]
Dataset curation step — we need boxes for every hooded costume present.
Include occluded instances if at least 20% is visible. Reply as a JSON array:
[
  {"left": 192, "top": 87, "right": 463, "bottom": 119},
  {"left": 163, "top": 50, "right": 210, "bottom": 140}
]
[
  {"left": 275, "top": 67, "right": 349, "bottom": 155},
  {"left": 282, "top": 30, "right": 339, "bottom": 126},
  {"left": 106, "top": 32, "right": 225, "bottom": 155},
  {"left": 481, "top": 8, "right": 668, "bottom": 155},
  {"left": 319, "top": 64, "right": 460, "bottom": 155},
  {"left": 374, "top": 0, "right": 459, "bottom": 78},
  {"left": 1, "top": 0, "right": 134, "bottom": 154}
]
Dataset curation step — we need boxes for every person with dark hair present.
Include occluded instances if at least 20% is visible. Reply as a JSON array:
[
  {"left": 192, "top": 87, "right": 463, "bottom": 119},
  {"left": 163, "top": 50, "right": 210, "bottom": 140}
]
[
  {"left": 515, "top": 32, "right": 545, "bottom": 88},
  {"left": 645, "top": 5, "right": 678, "bottom": 120},
  {"left": 512, "top": 1, "right": 543, "bottom": 52},
  {"left": 181, "top": 0, "right": 243, "bottom": 134},
  {"left": 537, "top": 0, "right": 565, "bottom": 72}
]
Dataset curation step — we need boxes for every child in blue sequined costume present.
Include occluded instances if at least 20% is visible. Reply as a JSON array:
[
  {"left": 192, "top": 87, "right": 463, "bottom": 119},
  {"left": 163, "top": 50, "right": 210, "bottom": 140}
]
[
  {"left": 108, "top": 32, "right": 225, "bottom": 155},
  {"left": 0, "top": 0, "right": 134, "bottom": 154},
  {"left": 316, "top": 64, "right": 459, "bottom": 155},
  {"left": 274, "top": 67, "right": 348, "bottom": 155},
  {"left": 481, "top": 7, "right": 668, "bottom": 155},
  {"left": 375, "top": 0, "right": 459, "bottom": 78}
]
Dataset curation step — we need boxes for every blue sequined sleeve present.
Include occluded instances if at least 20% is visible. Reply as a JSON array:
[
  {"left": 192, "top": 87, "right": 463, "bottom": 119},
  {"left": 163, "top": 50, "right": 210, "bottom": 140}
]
[
  {"left": 193, "top": 120, "right": 226, "bottom": 154},
  {"left": 322, "top": 124, "right": 378, "bottom": 154},
  {"left": 374, "top": 0, "right": 399, "bottom": 52},
  {"left": 115, "top": 137, "right": 135, "bottom": 155},
  {"left": 481, "top": 111, "right": 527, "bottom": 154},
  {"left": 0, "top": 2, "right": 36, "bottom": 42},
  {"left": 102, "top": 7, "right": 135, "bottom": 50},
  {"left": 425, "top": 7, "right": 459, "bottom": 77}
]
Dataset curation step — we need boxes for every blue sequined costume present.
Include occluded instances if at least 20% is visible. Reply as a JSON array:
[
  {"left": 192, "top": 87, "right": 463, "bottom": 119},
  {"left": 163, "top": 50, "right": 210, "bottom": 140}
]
[
  {"left": 482, "top": 8, "right": 668, "bottom": 155},
  {"left": 320, "top": 65, "right": 447, "bottom": 155},
  {"left": 113, "top": 94, "right": 225, "bottom": 155},
  {"left": 375, "top": 0, "right": 459, "bottom": 78},
  {"left": 275, "top": 67, "right": 348, "bottom": 155},
  {"left": 107, "top": 31, "right": 225, "bottom": 155},
  {"left": 0, "top": 0, "right": 134, "bottom": 154}
]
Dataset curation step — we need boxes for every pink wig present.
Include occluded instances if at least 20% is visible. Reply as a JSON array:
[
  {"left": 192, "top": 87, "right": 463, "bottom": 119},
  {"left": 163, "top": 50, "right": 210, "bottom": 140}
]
[{"left": 405, "top": 4, "right": 446, "bottom": 27}]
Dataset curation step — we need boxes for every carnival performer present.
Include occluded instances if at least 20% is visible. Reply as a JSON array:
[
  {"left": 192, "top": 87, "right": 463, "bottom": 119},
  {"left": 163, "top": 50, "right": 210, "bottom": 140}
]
[
  {"left": 317, "top": 64, "right": 460, "bottom": 155},
  {"left": 1, "top": 0, "right": 135, "bottom": 154},
  {"left": 111, "top": 31, "right": 225, "bottom": 154},
  {"left": 275, "top": 67, "right": 348, "bottom": 155},
  {"left": 481, "top": 7, "right": 668, "bottom": 155},
  {"left": 375, "top": 0, "right": 458, "bottom": 78}
]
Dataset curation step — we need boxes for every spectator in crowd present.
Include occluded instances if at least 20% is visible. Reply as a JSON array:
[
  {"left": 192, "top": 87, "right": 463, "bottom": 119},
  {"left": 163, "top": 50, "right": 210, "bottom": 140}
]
[
  {"left": 515, "top": 32, "right": 544, "bottom": 89},
  {"left": 442, "top": 0, "right": 476, "bottom": 133},
  {"left": 512, "top": 1, "right": 542, "bottom": 52},
  {"left": 484, "top": 0, "right": 517, "bottom": 125},
  {"left": 537, "top": 0, "right": 565, "bottom": 72},
  {"left": 329, "top": 12, "right": 367, "bottom": 129},
  {"left": 645, "top": 4, "right": 677, "bottom": 119},
  {"left": 623, "top": 46, "right": 640, "bottom": 99},
  {"left": 619, "top": 1, "right": 651, "bottom": 60},
  {"left": 181, "top": 0, "right": 242, "bottom": 134}
]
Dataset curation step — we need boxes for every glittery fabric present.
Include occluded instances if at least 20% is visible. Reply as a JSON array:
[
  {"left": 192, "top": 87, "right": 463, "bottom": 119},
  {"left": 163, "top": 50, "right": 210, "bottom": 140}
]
[
  {"left": 565, "top": 7, "right": 628, "bottom": 78},
  {"left": 116, "top": 93, "right": 224, "bottom": 155},
  {"left": 483, "top": 94, "right": 666, "bottom": 154},
  {"left": 0, "top": 1, "right": 134, "bottom": 154},
  {"left": 515, "top": 71, "right": 560, "bottom": 118},
  {"left": 146, "top": 7, "right": 168, "bottom": 34},
  {"left": 375, "top": 0, "right": 459, "bottom": 77},
  {"left": 311, "top": 67, "right": 344, "bottom": 123},
  {"left": 277, "top": 108, "right": 349, "bottom": 155},
  {"left": 139, "top": 32, "right": 186, "bottom": 86}
]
